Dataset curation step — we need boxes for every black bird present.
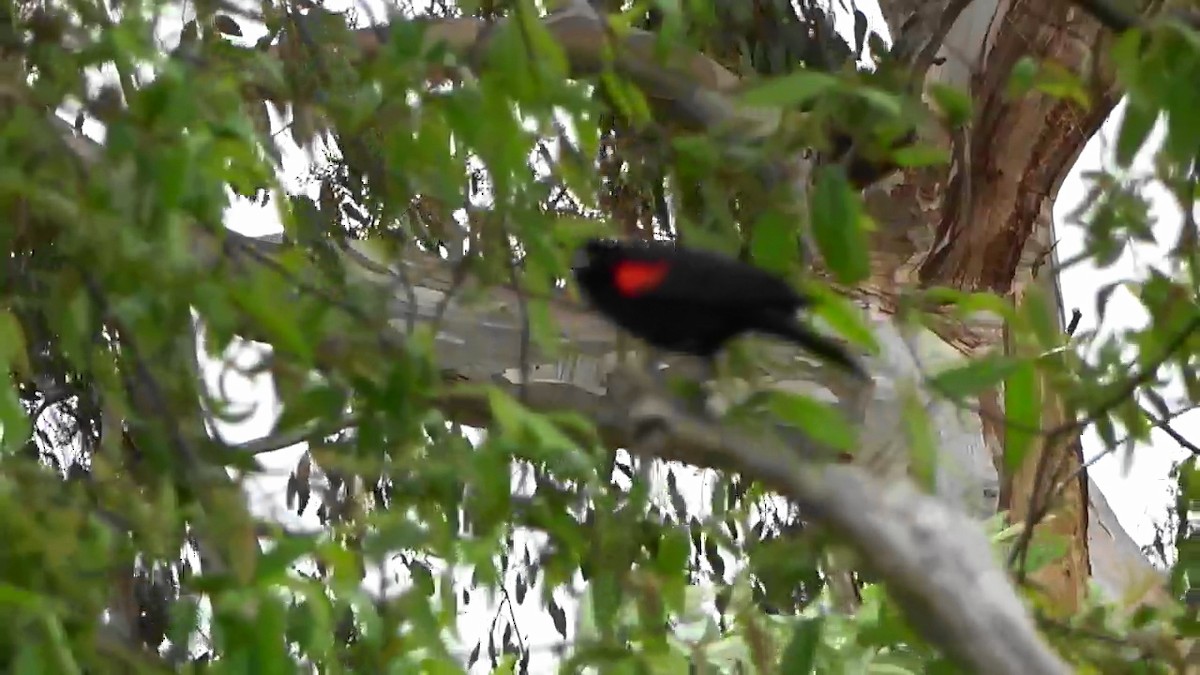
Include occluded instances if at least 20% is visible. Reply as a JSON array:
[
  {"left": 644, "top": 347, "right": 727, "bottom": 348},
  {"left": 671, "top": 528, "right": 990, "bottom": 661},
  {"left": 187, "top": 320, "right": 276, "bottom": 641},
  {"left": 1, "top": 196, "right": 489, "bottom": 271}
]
[{"left": 571, "top": 238, "right": 867, "bottom": 378}]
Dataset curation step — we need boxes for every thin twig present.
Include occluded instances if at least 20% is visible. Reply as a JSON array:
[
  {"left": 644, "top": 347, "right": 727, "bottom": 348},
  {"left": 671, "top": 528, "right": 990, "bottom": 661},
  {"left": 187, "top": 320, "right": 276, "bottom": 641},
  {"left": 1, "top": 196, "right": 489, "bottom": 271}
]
[
  {"left": 1145, "top": 409, "right": 1200, "bottom": 456},
  {"left": 82, "top": 274, "right": 207, "bottom": 473},
  {"left": 1052, "top": 314, "right": 1200, "bottom": 437},
  {"left": 504, "top": 227, "right": 533, "bottom": 405},
  {"left": 233, "top": 414, "right": 358, "bottom": 455},
  {"left": 430, "top": 252, "right": 475, "bottom": 334},
  {"left": 1039, "top": 402, "right": 1199, "bottom": 511}
]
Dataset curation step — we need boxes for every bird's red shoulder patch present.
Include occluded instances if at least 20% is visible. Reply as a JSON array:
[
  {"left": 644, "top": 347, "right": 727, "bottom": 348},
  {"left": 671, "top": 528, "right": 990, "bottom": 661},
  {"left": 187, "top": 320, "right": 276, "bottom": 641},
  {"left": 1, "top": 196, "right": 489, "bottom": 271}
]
[{"left": 612, "top": 260, "right": 670, "bottom": 296}]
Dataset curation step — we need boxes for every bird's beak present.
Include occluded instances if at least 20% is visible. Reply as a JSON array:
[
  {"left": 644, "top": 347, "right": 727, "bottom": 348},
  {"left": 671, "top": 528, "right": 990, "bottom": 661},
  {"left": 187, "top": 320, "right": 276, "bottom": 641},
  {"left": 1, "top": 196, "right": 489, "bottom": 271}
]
[{"left": 570, "top": 246, "right": 589, "bottom": 272}]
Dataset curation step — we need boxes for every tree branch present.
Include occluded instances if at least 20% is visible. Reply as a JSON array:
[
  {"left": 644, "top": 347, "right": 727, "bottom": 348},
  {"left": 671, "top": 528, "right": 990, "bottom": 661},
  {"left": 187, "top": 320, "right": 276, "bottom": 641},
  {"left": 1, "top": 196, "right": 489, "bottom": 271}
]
[
  {"left": 443, "top": 365, "right": 1071, "bottom": 675},
  {"left": 1067, "top": 0, "right": 1143, "bottom": 33}
]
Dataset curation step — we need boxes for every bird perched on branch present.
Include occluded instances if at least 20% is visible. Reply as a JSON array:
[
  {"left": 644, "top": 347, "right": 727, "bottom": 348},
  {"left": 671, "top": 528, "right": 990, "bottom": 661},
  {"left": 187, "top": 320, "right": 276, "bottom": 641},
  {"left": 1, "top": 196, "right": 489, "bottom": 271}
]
[{"left": 571, "top": 238, "right": 866, "bottom": 379}]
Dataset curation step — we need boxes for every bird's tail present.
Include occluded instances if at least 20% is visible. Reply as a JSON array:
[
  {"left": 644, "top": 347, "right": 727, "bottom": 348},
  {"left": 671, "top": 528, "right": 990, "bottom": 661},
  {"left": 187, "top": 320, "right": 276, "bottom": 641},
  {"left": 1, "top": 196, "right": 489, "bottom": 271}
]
[{"left": 754, "top": 312, "right": 868, "bottom": 379}]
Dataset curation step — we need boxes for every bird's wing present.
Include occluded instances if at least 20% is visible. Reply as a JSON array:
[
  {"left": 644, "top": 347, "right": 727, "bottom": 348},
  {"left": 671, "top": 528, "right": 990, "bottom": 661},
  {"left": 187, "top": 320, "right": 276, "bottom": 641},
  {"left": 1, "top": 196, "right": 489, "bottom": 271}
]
[{"left": 655, "top": 249, "right": 808, "bottom": 308}]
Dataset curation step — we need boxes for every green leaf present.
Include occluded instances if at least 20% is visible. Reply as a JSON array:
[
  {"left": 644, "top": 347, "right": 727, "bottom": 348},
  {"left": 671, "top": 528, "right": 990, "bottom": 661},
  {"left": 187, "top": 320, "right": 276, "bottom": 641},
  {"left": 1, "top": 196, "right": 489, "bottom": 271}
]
[
  {"left": 1024, "top": 532, "right": 1069, "bottom": 573},
  {"left": 231, "top": 265, "right": 314, "bottom": 364},
  {"left": 901, "top": 387, "right": 938, "bottom": 492},
  {"left": 918, "top": 287, "right": 1017, "bottom": 323},
  {"left": 516, "top": 1, "right": 570, "bottom": 84},
  {"left": 0, "top": 583, "right": 50, "bottom": 610},
  {"left": 487, "top": 387, "right": 525, "bottom": 440},
  {"left": 768, "top": 392, "right": 856, "bottom": 451},
  {"left": 1019, "top": 287, "right": 1061, "bottom": 349},
  {"left": 13, "top": 642, "right": 42, "bottom": 675},
  {"left": 486, "top": 389, "right": 591, "bottom": 476},
  {"left": 410, "top": 561, "right": 436, "bottom": 597},
  {"left": 779, "top": 617, "right": 822, "bottom": 673},
  {"left": 1006, "top": 56, "right": 1039, "bottom": 99},
  {"left": 1033, "top": 62, "right": 1090, "bottom": 108},
  {"left": 257, "top": 535, "right": 319, "bottom": 584},
  {"left": 0, "top": 382, "right": 30, "bottom": 455},
  {"left": 527, "top": 297, "right": 563, "bottom": 360},
  {"left": 297, "top": 588, "right": 335, "bottom": 661},
  {"left": 253, "top": 597, "right": 290, "bottom": 669},
  {"left": 855, "top": 87, "right": 904, "bottom": 116},
  {"left": 1003, "top": 361, "right": 1040, "bottom": 472},
  {"left": 524, "top": 414, "right": 586, "bottom": 462},
  {"left": 0, "top": 308, "right": 30, "bottom": 379},
  {"left": 738, "top": 71, "right": 839, "bottom": 108},
  {"left": 646, "top": 651, "right": 693, "bottom": 675},
  {"left": 891, "top": 144, "right": 950, "bottom": 168},
  {"left": 749, "top": 208, "right": 799, "bottom": 274},
  {"left": 1110, "top": 29, "right": 1146, "bottom": 90},
  {"left": 928, "top": 354, "right": 1023, "bottom": 398},
  {"left": 811, "top": 166, "right": 869, "bottom": 285},
  {"left": 591, "top": 569, "right": 623, "bottom": 640},
  {"left": 805, "top": 286, "right": 878, "bottom": 351},
  {"left": 657, "top": 530, "right": 689, "bottom": 612},
  {"left": 1163, "top": 80, "right": 1200, "bottom": 165},
  {"left": 1115, "top": 100, "right": 1158, "bottom": 167},
  {"left": 927, "top": 83, "right": 973, "bottom": 127},
  {"left": 600, "top": 70, "right": 653, "bottom": 127}
]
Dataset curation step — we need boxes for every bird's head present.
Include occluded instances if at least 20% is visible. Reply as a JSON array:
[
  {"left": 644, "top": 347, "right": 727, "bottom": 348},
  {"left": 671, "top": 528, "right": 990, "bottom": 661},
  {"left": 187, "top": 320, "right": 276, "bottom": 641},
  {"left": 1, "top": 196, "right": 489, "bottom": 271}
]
[{"left": 571, "top": 238, "right": 620, "bottom": 276}]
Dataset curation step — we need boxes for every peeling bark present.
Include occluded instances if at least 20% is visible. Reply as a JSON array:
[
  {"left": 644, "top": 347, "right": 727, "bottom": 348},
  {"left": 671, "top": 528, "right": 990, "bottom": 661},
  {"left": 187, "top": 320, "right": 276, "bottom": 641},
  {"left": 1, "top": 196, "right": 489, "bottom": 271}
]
[
  {"left": 917, "top": 1, "right": 1121, "bottom": 294},
  {"left": 872, "top": 0, "right": 1125, "bottom": 614}
]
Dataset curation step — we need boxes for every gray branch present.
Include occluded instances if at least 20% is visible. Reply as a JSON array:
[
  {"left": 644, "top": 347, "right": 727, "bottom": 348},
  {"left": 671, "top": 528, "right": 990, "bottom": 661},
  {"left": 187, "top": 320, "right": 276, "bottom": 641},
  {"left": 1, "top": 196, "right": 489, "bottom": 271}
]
[{"left": 448, "top": 367, "right": 1071, "bottom": 675}]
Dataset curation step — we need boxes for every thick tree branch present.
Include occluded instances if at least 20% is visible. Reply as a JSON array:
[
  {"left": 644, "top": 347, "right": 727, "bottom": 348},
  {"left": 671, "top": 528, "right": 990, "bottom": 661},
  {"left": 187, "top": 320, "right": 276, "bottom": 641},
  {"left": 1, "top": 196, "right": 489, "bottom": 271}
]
[
  {"left": 290, "top": 14, "right": 770, "bottom": 138},
  {"left": 446, "top": 366, "right": 1072, "bottom": 675}
]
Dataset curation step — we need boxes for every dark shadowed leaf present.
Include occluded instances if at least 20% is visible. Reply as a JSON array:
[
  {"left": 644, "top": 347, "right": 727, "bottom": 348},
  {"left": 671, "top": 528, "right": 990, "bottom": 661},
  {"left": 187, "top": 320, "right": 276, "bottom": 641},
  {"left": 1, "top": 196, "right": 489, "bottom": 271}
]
[
  {"left": 214, "top": 14, "right": 243, "bottom": 36},
  {"left": 548, "top": 599, "right": 567, "bottom": 639},
  {"left": 704, "top": 537, "right": 726, "bottom": 578}
]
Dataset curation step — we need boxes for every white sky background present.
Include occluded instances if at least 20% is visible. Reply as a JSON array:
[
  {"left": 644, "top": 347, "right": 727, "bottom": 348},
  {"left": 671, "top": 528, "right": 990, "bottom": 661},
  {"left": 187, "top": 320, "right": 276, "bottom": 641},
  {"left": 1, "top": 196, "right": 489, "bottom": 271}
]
[{"left": 60, "top": 0, "right": 1192, "bottom": 669}]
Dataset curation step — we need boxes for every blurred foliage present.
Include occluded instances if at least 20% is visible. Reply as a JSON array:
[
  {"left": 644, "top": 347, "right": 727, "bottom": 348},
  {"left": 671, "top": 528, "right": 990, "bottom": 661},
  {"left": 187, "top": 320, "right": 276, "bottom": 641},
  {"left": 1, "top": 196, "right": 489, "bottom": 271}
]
[{"left": 0, "top": 0, "right": 1193, "bottom": 672}]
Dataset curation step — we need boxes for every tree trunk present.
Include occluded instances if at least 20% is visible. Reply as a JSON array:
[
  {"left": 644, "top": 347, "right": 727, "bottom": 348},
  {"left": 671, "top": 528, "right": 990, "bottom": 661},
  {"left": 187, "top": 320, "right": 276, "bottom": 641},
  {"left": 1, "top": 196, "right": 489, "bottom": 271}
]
[{"left": 868, "top": 0, "right": 1124, "bottom": 613}]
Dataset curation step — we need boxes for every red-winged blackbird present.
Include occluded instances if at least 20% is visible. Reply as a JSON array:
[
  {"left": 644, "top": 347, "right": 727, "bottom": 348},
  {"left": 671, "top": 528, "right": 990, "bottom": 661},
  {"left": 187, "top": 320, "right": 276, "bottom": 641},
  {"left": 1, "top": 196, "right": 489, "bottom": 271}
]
[{"left": 572, "top": 238, "right": 866, "bottom": 378}]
